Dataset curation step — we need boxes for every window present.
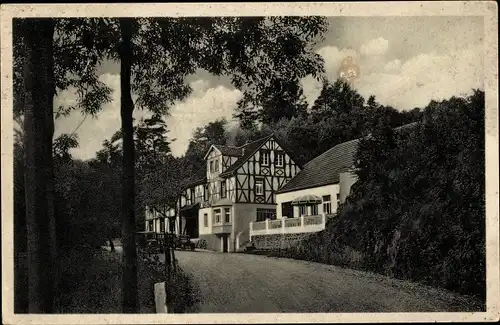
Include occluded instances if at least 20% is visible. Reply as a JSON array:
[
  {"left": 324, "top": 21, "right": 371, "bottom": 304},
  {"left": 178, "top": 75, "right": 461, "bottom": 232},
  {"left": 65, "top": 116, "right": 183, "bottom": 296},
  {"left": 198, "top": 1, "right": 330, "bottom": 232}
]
[
  {"left": 281, "top": 201, "right": 293, "bottom": 218},
  {"left": 209, "top": 161, "right": 213, "bottom": 172},
  {"left": 203, "top": 213, "right": 208, "bottom": 227},
  {"left": 221, "top": 181, "right": 226, "bottom": 198},
  {"left": 322, "top": 195, "right": 332, "bottom": 214},
  {"left": 299, "top": 205, "right": 307, "bottom": 217},
  {"left": 276, "top": 152, "right": 284, "bottom": 166},
  {"left": 215, "top": 160, "right": 219, "bottom": 172},
  {"left": 261, "top": 151, "right": 270, "bottom": 165},
  {"left": 256, "top": 208, "right": 276, "bottom": 222},
  {"left": 224, "top": 208, "right": 231, "bottom": 223},
  {"left": 311, "top": 204, "right": 318, "bottom": 216},
  {"left": 255, "top": 179, "right": 264, "bottom": 196},
  {"left": 214, "top": 209, "right": 221, "bottom": 224},
  {"left": 204, "top": 185, "right": 208, "bottom": 201}
]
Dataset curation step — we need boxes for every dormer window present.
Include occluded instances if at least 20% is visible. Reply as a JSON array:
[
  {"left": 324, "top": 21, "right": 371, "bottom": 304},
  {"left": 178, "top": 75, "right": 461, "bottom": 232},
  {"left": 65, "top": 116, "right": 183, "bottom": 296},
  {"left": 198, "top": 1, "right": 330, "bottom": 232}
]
[{"left": 261, "top": 151, "right": 270, "bottom": 166}]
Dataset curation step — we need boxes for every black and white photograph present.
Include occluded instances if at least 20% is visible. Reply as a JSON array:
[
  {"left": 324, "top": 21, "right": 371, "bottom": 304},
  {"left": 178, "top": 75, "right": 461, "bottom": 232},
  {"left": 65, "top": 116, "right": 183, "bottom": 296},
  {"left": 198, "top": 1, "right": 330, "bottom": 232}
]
[{"left": 1, "top": 2, "right": 498, "bottom": 324}]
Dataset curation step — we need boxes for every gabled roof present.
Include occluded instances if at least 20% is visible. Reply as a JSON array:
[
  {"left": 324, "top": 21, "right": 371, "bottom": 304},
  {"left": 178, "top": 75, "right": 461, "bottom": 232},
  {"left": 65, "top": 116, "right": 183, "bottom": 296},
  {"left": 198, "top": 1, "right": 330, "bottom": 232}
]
[
  {"left": 219, "top": 135, "right": 273, "bottom": 177},
  {"left": 203, "top": 144, "right": 244, "bottom": 160},
  {"left": 183, "top": 166, "right": 207, "bottom": 188},
  {"left": 275, "top": 122, "right": 419, "bottom": 194},
  {"left": 214, "top": 145, "right": 244, "bottom": 157},
  {"left": 276, "top": 139, "right": 359, "bottom": 194}
]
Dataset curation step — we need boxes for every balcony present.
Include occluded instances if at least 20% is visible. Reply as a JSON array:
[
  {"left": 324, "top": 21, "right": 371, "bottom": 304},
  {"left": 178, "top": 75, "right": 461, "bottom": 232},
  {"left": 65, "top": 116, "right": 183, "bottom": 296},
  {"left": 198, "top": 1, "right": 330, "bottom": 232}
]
[
  {"left": 249, "top": 214, "right": 335, "bottom": 239},
  {"left": 212, "top": 223, "right": 232, "bottom": 234}
]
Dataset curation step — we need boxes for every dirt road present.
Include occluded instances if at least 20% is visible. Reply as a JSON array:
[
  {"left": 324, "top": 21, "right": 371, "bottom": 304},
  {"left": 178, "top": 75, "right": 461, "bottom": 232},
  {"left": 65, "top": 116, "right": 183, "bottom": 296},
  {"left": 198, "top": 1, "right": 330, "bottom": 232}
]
[{"left": 171, "top": 250, "right": 483, "bottom": 313}]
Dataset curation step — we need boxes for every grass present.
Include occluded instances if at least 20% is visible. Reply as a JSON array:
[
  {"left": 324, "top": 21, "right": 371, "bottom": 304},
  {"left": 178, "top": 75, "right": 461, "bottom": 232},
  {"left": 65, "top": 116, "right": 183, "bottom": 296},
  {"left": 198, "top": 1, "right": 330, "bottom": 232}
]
[
  {"left": 137, "top": 249, "right": 201, "bottom": 313},
  {"left": 165, "top": 267, "right": 201, "bottom": 313},
  {"left": 15, "top": 247, "right": 164, "bottom": 313},
  {"left": 56, "top": 247, "right": 163, "bottom": 313}
]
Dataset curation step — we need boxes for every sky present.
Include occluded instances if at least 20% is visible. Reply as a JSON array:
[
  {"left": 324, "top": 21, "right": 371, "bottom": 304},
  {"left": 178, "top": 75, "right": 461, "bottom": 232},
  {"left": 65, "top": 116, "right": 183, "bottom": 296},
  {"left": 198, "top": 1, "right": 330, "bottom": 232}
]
[{"left": 53, "top": 16, "right": 484, "bottom": 159}]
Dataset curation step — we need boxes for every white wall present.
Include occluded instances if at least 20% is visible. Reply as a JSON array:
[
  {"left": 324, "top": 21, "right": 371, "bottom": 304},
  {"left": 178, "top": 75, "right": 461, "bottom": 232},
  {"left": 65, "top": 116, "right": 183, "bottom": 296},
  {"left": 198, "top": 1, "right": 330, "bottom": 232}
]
[
  {"left": 198, "top": 207, "right": 213, "bottom": 235},
  {"left": 234, "top": 203, "right": 276, "bottom": 250},
  {"left": 276, "top": 183, "right": 340, "bottom": 218},
  {"left": 339, "top": 171, "right": 358, "bottom": 203}
]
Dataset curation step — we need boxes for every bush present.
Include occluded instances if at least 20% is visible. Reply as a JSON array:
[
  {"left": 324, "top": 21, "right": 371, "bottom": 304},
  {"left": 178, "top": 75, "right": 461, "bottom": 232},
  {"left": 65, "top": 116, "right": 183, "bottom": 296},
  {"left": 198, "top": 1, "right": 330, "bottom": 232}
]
[
  {"left": 166, "top": 268, "right": 200, "bottom": 313},
  {"left": 54, "top": 248, "right": 163, "bottom": 313},
  {"left": 266, "top": 91, "right": 486, "bottom": 300}
]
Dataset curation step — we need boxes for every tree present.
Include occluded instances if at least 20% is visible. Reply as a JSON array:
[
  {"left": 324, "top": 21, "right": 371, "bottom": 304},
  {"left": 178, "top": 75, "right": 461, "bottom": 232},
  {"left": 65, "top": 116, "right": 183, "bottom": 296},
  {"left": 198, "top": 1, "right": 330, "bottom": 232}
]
[
  {"left": 183, "top": 118, "right": 228, "bottom": 173},
  {"left": 53, "top": 134, "right": 79, "bottom": 165},
  {"left": 20, "top": 18, "right": 58, "bottom": 313},
  {"left": 116, "top": 18, "right": 138, "bottom": 313},
  {"left": 310, "top": 79, "right": 365, "bottom": 123},
  {"left": 134, "top": 114, "right": 173, "bottom": 169},
  {"left": 14, "top": 18, "right": 113, "bottom": 312},
  {"left": 235, "top": 78, "right": 309, "bottom": 128},
  {"left": 19, "top": 16, "right": 327, "bottom": 312},
  {"left": 330, "top": 90, "right": 486, "bottom": 297}
]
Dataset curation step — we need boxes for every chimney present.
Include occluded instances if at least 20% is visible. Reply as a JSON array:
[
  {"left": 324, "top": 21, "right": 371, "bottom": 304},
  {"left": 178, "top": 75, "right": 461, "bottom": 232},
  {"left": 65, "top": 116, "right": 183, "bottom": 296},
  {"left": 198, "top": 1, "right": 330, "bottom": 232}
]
[{"left": 242, "top": 140, "right": 251, "bottom": 155}]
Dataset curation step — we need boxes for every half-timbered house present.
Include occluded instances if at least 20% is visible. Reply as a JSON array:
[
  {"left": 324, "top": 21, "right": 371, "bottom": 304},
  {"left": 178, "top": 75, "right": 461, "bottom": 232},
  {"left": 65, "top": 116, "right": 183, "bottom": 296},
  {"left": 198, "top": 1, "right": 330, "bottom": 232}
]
[
  {"left": 249, "top": 122, "right": 418, "bottom": 239},
  {"left": 176, "top": 134, "right": 301, "bottom": 252},
  {"left": 144, "top": 205, "right": 177, "bottom": 233}
]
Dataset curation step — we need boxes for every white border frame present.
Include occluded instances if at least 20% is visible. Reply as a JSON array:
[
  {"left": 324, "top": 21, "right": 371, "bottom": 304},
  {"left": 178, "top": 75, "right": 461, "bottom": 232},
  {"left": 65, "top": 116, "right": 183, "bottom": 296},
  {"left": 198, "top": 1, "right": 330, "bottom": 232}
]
[{"left": 1, "top": 2, "right": 498, "bottom": 324}]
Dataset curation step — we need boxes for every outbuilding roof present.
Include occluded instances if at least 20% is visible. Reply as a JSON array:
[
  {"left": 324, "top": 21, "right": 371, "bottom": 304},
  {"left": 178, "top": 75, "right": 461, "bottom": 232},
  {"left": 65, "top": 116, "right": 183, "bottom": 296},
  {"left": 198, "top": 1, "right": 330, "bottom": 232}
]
[
  {"left": 276, "top": 122, "right": 418, "bottom": 194},
  {"left": 276, "top": 138, "right": 359, "bottom": 194}
]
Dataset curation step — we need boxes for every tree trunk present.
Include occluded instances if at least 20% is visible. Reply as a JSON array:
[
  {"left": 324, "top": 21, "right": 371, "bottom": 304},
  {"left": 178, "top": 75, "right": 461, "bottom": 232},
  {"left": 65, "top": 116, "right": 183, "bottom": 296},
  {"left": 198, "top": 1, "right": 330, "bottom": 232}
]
[
  {"left": 23, "top": 19, "right": 56, "bottom": 313},
  {"left": 118, "top": 18, "right": 138, "bottom": 313},
  {"left": 43, "top": 20, "right": 58, "bottom": 312}
]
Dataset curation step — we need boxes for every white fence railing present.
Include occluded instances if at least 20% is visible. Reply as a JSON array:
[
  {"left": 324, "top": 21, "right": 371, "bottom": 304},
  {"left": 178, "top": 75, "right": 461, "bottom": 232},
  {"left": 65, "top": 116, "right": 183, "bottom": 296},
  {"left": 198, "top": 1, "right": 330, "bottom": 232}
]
[{"left": 249, "top": 214, "right": 333, "bottom": 240}]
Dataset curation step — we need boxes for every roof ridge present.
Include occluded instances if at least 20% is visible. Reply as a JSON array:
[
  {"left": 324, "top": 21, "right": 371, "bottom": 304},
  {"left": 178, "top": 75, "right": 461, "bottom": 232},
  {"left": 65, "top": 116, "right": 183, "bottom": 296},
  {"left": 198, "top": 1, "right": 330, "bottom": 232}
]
[
  {"left": 237, "top": 134, "right": 273, "bottom": 148},
  {"left": 219, "top": 134, "right": 273, "bottom": 176},
  {"left": 304, "top": 137, "right": 361, "bottom": 168},
  {"left": 215, "top": 144, "right": 239, "bottom": 149},
  {"left": 302, "top": 122, "right": 418, "bottom": 168}
]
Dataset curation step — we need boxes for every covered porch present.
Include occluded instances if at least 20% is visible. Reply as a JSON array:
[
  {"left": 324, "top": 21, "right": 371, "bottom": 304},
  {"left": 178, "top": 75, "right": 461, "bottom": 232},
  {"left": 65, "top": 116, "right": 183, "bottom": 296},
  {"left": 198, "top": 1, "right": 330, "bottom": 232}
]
[
  {"left": 179, "top": 202, "right": 200, "bottom": 239},
  {"left": 249, "top": 194, "right": 334, "bottom": 239}
]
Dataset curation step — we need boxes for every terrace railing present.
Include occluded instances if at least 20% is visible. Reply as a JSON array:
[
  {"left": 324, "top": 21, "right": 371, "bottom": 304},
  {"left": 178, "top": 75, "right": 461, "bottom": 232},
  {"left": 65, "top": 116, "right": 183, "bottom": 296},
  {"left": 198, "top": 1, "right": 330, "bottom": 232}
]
[{"left": 249, "top": 214, "right": 334, "bottom": 240}]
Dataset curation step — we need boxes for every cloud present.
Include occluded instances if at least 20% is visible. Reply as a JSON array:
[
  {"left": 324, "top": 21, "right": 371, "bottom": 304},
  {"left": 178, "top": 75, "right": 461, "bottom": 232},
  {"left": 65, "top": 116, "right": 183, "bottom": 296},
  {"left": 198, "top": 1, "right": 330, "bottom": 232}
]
[
  {"left": 309, "top": 36, "right": 483, "bottom": 111},
  {"left": 300, "top": 75, "right": 323, "bottom": 108},
  {"left": 317, "top": 46, "right": 359, "bottom": 79},
  {"left": 54, "top": 73, "right": 124, "bottom": 160},
  {"left": 54, "top": 74, "right": 242, "bottom": 159},
  {"left": 360, "top": 37, "right": 389, "bottom": 57},
  {"left": 167, "top": 80, "right": 242, "bottom": 156}
]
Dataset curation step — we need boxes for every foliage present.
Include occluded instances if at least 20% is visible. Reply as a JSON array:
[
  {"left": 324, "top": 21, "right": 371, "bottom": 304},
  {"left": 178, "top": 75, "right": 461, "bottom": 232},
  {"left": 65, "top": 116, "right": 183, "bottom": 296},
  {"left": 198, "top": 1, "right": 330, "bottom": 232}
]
[
  {"left": 53, "top": 133, "right": 79, "bottom": 164},
  {"left": 183, "top": 118, "right": 229, "bottom": 173},
  {"left": 54, "top": 248, "right": 163, "bottom": 313},
  {"left": 13, "top": 18, "right": 114, "bottom": 119},
  {"left": 54, "top": 159, "right": 122, "bottom": 248},
  {"left": 268, "top": 90, "right": 485, "bottom": 299}
]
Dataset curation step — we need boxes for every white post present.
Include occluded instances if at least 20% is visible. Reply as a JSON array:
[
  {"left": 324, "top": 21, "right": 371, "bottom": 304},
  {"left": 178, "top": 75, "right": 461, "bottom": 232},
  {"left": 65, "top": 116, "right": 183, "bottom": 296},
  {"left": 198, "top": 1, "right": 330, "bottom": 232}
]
[
  {"left": 249, "top": 221, "right": 253, "bottom": 241},
  {"left": 282, "top": 217, "right": 286, "bottom": 234},
  {"left": 322, "top": 213, "right": 326, "bottom": 229},
  {"left": 301, "top": 215, "right": 304, "bottom": 229},
  {"left": 265, "top": 218, "right": 270, "bottom": 234}
]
